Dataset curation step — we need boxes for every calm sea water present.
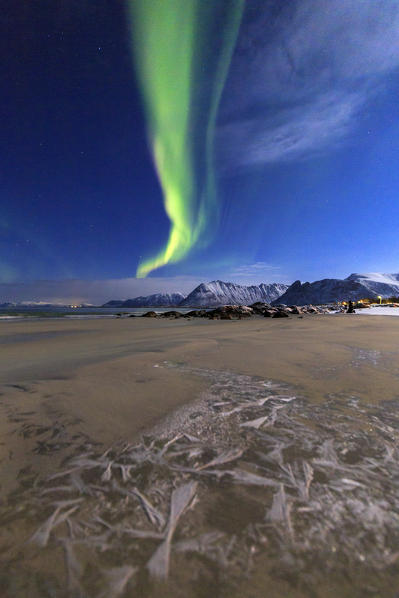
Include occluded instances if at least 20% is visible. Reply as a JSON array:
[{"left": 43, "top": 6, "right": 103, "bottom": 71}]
[{"left": 0, "top": 306, "right": 194, "bottom": 320}]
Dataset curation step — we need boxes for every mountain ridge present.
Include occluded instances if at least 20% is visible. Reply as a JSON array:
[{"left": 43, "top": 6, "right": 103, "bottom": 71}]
[
  {"left": 102, "top": 292, "right": 186, "bottom": 308},
  {"left": 274, "top": 272, "right": 399, "bottom": 306},
  {"left": 100, "top": 272, "right": 399, "bottom": 308}
]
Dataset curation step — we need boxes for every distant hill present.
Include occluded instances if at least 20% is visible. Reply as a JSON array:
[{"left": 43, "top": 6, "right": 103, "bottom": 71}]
[
  {"left": 0, "top": 302, "right": 67, "bottom": 308},
  {"left": 102, "top": 292, "right": 186, "bottom": 308}
]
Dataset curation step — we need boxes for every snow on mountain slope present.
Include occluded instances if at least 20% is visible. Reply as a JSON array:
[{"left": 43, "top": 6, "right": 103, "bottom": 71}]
[
  {"left": 347, "top": 272, "right": 399, "bottom": 285},
  {"left": 179, "top": 280, "right": 289, "bottom": 307},
  {"left": 346, "top": 273, "right": 399, "bottom": 297},
  {"left": 101, "top": 272, "right": 399, "bottom": 309}
]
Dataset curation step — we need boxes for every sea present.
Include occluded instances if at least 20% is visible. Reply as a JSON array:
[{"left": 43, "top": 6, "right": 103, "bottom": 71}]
[{"left": 0, "top": 305, "right": 195, "bottom": 320}]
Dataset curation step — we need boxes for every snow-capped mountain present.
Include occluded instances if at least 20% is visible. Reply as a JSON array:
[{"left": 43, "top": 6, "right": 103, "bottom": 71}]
[
  {"left": 102, "top": 292, "right": 186, "bottom": 308},
  {"left": 345, "top": 273, "right": 399, "bottom": 298},
  {"left": 179, "top": 281, "right": 289, "bottom": 307},
  {"left": 273, "top": 279, "right": 372, "bottom": 306},
  {"left": 274, "top": 273, "right": 399, "bottom": 306},
  {"left": 101, "top": 272, "right": 399, "bottom": 309}
]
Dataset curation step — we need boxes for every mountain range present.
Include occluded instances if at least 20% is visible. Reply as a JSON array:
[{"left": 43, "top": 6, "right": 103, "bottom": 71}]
[
  {"left": 102, "top": 282, "right": 289, "bottom": 308},
  {"left": 102, "top": 273, "right": 399, "bottom": 308}
]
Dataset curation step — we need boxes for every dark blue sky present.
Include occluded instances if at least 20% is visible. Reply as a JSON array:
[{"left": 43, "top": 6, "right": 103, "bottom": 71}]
[{"left": 2, "top": 0, "right": 399, "bottom": 302}]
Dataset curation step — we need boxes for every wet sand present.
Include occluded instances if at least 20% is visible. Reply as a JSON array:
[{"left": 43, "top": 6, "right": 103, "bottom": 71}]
[
  {"left": 1, "top": 314, "right": 399, "bottom": 597},
  {"left": 1, "top": 313, "right": 398, "bottom": 495}
]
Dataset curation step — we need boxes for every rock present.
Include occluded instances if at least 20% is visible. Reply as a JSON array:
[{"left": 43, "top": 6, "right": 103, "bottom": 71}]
[
  {"left": 272, "top": 310, "right": 289, "bottom": 318},
  {"left": 160, "top": 311, "right": 183, "bottom": 318},
  {"left": 263, "top": 309, "right": 277, "bottom": 317},
  {"left": 207, "top": 305, "right": 253, "bottom": 319},
  {"left": 184, "top": 310, "right": 208, "bottom": 318},
  {"left": 220, "top": 313, "right": 234, "bottom": 320},
  {"left": 249, "top": 302, "right": 272, "bottom": 315},
  {"left": 142, "top": 311, "right": 158, "bottom": 318},
  {"left": 289, "top": 306, "right": 303, "bottom": 315},
  {"left": 208, "top": 313, "right": 221, "bottom": 320}
]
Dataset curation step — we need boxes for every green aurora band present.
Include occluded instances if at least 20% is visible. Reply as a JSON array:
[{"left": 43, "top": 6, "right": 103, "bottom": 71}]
[{"left": 128, "top": 0, "right": 244, "bottom": 278}]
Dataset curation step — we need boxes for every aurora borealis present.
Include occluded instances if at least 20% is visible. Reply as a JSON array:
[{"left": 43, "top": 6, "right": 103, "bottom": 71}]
[
  {"left": 2, "top": 1, "right": 399, "bottom": 301},
  {"left": 128, "top": 0, "right": 243, "bottom": 278}
]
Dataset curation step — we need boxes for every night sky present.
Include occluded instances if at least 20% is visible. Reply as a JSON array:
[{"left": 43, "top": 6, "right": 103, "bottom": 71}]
[{"left": 2, "top": 0, "right": 399, "bottom": 303}]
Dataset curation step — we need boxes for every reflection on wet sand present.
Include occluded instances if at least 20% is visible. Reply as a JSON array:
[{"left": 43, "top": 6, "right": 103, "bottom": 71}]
[{"left": 1, "top": 363, "right": 399, "bottom": 598}]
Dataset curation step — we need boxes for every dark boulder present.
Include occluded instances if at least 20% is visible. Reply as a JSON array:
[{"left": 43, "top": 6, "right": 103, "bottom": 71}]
[
  {"left": 184, "top": 310, "right": 208, "bottom": 317},
  {"left": 160, "top": 311, "right": 183, "bottom": 318},
  {"left": 272, "top": 310, "right": 289, "bottom": 318},
  {"left": 142, "top": 311, "right": 158, "bottom": 318},
  {"left": 207, "top": 305, "right": 253, "bottom": 319},
  {"left": 208, "top": 313, "right": 221, "bottom": 320},
  {"left": 263, "top": 309, "right": 277, "bottom": 317}
]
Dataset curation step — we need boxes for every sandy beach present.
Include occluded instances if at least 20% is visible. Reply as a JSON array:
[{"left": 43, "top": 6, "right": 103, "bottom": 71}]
[{"left": 1, "top": 314, "right": 399, "bottom": 597}]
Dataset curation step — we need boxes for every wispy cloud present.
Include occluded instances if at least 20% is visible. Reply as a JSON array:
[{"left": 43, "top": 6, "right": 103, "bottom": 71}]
[
  {"left": 228, "top": 262, "right": 289, "bottom": 284},
  {"left": 220, "top": 0, "right": 399, "bottom": 167}
]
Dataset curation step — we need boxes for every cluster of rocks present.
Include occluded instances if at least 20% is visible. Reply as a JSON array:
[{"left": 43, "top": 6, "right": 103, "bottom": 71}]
[{"left": 140, "top": 302, "right": 331, "bottom": 320}]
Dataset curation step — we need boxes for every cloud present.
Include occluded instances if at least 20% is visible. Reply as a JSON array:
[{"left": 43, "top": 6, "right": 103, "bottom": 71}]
[
  {"left": 220, "top": 0, "right": 399, "bottom": 167},
  {"left": 0, "top": 276, "right": 203, "bottom": 305},
  {"left": 228, "top": 262, "right": 289, "bottom": 284},
  {"left": 221, "top": 91, "right": 362, "bottom": 166}
]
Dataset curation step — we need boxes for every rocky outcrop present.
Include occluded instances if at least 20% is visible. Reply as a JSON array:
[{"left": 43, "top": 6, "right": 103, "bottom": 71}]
[
  {"left": 180, "top": 304, "right": 329, "bottom": 320},
  {"left": 207, "top": 305, "right": 254, "bottom": 319},
  {"left": 185, "top": 310, "right": 208, "bottom": 318},
  {"left": 249, "top": 302, "right": 273, "bottom": 315}
]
